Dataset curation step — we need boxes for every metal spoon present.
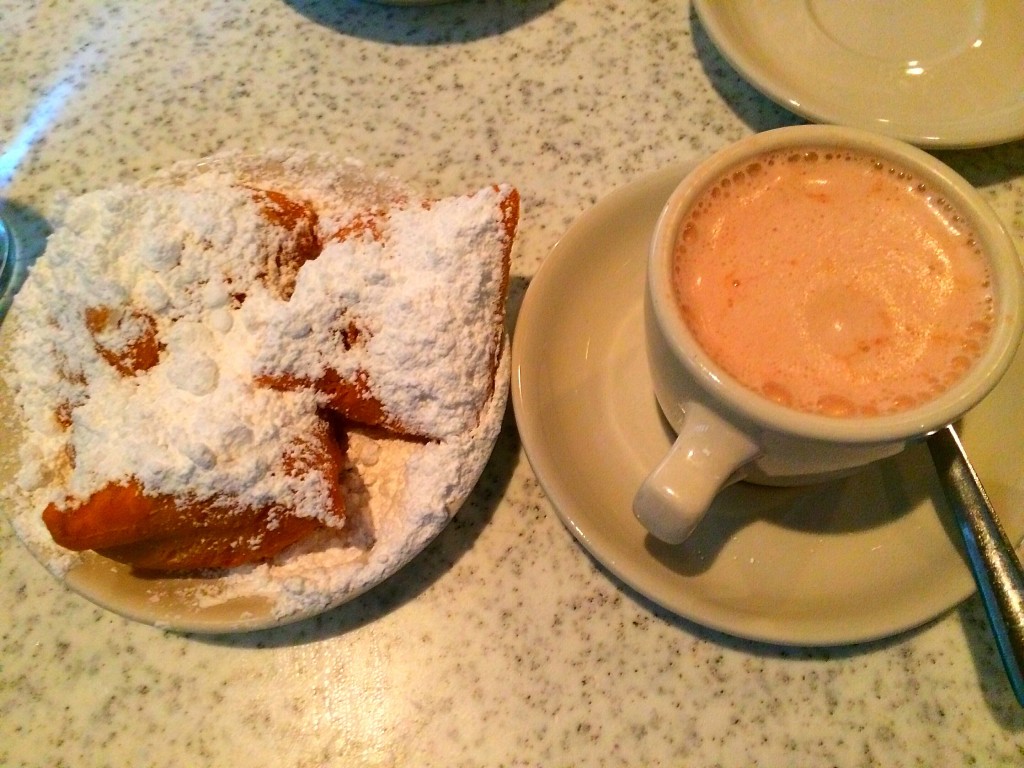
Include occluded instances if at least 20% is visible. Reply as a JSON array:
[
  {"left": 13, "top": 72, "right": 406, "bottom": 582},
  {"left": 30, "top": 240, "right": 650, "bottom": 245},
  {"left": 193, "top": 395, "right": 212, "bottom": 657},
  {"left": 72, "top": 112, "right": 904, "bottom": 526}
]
[{"left": 927, "top": 424, "right": 1024, "bottom": 706}]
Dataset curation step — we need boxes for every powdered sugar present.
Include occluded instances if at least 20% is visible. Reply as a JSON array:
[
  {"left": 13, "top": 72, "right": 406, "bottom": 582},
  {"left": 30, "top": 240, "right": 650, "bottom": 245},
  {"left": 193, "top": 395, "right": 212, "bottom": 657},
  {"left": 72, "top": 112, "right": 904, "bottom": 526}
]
[
  {"left": 190, "top": 352, "right": 508, "bottom": 622},
  {"left": 0, "top": 340, "right": 509, "bottom": 628},
  {"left": 246, "top": 188, "right": 511, "bottom": 438},
  {"left": 0, "top": 149, "right": 515, "bottom": 630},
  {"left": 5, "top": 178, "right": 337, "bottom": 521}
]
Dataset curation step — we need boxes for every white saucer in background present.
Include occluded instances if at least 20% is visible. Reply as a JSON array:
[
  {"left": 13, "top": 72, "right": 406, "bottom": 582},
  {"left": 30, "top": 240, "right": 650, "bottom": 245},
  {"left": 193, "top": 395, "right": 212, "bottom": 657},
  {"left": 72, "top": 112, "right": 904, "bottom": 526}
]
[
  {"left": 693, "top": 0, "right": 1024, "bottom": 149},
  {"left": 511, "top": 161, "right": 1024, "bottom": 646}
]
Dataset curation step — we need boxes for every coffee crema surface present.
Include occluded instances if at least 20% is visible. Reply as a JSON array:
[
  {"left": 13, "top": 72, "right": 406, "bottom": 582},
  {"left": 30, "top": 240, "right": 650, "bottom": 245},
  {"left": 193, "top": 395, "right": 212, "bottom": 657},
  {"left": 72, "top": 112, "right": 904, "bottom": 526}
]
[{"left": 672, "top": 148, "right": 994, "bottom": 417}]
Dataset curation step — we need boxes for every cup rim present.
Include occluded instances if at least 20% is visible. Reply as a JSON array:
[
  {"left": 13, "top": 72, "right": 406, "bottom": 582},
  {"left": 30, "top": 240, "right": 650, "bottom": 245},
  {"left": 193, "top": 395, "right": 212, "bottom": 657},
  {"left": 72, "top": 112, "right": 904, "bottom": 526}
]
[{"left": 649, "top": 125, "right": 1024, "bottom": 444}]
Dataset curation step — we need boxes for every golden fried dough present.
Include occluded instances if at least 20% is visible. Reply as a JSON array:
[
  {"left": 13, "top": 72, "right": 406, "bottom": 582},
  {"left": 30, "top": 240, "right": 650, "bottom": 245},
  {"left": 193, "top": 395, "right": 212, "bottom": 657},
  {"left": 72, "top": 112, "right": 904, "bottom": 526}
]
[{"left": 42, "top": 416, "right": 347, "bottom": 571}]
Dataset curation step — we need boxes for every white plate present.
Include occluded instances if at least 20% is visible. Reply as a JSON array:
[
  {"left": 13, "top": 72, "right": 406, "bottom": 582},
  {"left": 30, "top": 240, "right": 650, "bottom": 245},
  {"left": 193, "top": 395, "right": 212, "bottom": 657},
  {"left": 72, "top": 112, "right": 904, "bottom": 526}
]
[
  {"left": 511, "top": 161, "right": 1024, "bottom": 646},
  {"left": 693, "top": 0, "right": 1024, "bottom": 148},
  {"left": 0, "top": 303, "right": 509, "bottom": 637}
]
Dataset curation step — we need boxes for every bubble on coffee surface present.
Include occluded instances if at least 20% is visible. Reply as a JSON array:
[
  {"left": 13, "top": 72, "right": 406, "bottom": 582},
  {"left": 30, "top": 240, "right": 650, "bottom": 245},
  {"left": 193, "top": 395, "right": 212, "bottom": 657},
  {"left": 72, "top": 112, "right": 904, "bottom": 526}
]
[
  {"left": 803, "top": 284, "right": 894, "bottom": 363},
  {"left": 673, "top": 146, "right": 995, "bottom": 418}
]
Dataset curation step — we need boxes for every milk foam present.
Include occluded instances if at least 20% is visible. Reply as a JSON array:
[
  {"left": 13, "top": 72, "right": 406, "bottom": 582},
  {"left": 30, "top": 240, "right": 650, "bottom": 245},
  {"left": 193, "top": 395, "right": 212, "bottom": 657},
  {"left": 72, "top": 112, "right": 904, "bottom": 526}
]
[{"left": 673, "top": 148, "right": 994, "bottom": 417}]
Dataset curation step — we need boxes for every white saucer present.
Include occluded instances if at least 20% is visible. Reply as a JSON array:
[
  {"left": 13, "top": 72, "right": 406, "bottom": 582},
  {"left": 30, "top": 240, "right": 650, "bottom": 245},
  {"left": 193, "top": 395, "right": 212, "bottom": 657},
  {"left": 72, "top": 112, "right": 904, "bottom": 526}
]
[
  {"left": 693, "top": 0, "right": 1024, "bottom": 148},
  {"left": 511, "top": 161, "right": 1024, "bottom": 646}
]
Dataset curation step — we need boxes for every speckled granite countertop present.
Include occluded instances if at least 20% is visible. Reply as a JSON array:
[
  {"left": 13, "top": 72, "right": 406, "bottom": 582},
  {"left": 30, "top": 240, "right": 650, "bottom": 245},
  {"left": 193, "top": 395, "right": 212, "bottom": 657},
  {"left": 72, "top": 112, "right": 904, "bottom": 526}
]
[{"left": 2, "top": 2, "right": 1024, "bottom": 766}]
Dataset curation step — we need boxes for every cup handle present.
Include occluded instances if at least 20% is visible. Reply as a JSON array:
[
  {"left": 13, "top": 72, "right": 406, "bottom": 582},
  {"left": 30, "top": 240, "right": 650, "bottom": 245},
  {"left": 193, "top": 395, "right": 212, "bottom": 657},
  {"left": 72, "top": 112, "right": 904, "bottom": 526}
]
[{"left": 633, "top": 401, "right": 760, "bottom": 544}]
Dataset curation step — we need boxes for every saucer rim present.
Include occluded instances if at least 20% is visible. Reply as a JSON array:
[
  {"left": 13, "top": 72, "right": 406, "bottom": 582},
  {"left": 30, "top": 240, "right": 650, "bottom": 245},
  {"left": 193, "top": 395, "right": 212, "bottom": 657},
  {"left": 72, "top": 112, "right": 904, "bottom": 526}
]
[{"left": 693, "top": 0, "right": 1024, "bottom": 149}]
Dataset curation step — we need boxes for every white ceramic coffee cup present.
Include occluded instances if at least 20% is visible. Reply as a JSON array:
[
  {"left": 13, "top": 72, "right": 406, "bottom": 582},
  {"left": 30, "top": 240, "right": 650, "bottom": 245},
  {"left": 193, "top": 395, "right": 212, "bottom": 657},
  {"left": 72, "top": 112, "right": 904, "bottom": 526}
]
[{"left": 633, "top": 125, "right": 1024, "bottom": 544}]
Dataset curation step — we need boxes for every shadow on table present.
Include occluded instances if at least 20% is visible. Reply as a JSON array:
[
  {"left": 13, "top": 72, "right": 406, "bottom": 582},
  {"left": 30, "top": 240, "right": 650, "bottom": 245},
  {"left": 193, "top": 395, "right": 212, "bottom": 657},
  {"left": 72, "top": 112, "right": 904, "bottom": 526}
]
[
  {"left": 688, "top": 5, "right": 804, "bottom": 136},
  {"left": 283, "top": 0, "right": 561, "bottom": 45},
  {"left": 585, "top": 544, "right": 1024, "bottom": 727},
  {"left": 936, "top": 141, "right": 1024, "bottom": 188},
  {"left": 957, "top": 597, "right": 1024, "bottom": 729}
]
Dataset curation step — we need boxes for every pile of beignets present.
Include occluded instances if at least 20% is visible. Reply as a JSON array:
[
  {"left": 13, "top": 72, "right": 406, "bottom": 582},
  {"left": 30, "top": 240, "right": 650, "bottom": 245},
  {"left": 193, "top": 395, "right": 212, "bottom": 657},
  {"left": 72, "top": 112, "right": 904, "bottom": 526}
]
[{"left": 3, "top": 151, "right": 518, "bottom": 573}]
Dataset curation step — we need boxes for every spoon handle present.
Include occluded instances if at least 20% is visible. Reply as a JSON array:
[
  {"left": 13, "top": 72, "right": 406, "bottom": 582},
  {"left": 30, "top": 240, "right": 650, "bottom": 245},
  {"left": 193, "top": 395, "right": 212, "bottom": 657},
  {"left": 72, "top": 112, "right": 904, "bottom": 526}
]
[{"left": 927, "top": 424, "right": 1024, "bottom": 706}]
